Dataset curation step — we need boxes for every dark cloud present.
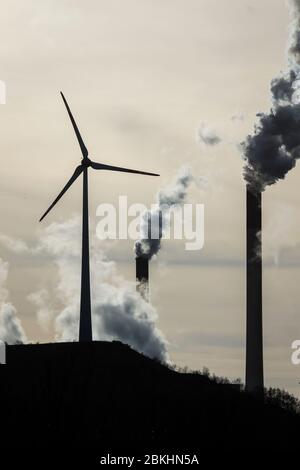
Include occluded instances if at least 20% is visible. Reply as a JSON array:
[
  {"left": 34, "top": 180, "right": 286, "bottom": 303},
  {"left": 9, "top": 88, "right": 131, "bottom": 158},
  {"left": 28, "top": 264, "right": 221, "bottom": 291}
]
[{"left": 242, "top": 0, "right": 300, "bottom": 192}]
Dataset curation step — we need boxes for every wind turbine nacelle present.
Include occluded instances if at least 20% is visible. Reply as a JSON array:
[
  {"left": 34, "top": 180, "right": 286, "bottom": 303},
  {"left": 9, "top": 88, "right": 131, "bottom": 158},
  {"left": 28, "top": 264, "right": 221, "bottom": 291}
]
[{"left": 82, "top": 158, "right": 91, "bottom": 167}]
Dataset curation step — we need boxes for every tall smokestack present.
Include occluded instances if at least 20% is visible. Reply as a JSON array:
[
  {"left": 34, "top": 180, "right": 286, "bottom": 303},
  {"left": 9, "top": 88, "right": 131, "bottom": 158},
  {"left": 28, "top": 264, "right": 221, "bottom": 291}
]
[
  {"left": 242, "top": 0, "right": 300, "bottom": 397},
  {"left": 246, "top": 186, "right": 264, "bottom": 396},
  {"left": 136, "top": 255, "right": 149, "bottom": 301}
]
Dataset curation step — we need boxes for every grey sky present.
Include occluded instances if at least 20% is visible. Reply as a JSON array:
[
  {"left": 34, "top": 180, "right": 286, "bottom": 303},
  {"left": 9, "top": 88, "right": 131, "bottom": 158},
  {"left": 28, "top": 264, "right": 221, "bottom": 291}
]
[{"left": 1, "top": 0, "right": 300, "bottom": 396}]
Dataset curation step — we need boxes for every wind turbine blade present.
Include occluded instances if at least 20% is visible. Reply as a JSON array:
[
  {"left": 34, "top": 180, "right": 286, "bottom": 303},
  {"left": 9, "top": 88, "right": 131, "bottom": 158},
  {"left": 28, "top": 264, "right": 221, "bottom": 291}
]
[
  {"left": 90, "top": 161, "right": 159, "bottom": 177},
  {"left": 39, "top": 165, "right": 84, "bottom": 222},
  {"left": 60, "top": 92, "right": 88, "bottom": 159}
]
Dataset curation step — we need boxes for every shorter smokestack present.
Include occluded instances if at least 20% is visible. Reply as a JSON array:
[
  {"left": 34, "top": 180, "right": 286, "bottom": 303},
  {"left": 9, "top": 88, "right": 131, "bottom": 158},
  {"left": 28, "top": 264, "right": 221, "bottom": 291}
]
[
  {"left": 136, "top": 255, "right": 149, "bottom": 301},
  {"left": 135, "top": 211, "right": 162, "bottom": 302}
]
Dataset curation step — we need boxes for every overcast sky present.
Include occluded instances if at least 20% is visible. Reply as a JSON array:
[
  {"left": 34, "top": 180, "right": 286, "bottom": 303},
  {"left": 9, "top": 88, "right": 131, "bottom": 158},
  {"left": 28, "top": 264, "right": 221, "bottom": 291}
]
[{"left": 1, "top": 0, "right": 300, "bottom": 397}]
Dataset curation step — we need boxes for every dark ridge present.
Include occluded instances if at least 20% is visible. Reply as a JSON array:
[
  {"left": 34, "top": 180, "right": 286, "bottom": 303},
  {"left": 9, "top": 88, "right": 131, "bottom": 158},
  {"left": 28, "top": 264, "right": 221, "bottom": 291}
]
[{"left": 0, "top": 341, "right": 299, "bottom": 453}]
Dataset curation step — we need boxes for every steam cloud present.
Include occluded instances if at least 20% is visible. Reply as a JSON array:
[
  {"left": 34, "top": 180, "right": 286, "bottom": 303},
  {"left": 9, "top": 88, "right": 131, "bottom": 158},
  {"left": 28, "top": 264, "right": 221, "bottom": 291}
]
[
  {"left": 0, "top": 219, "right": 168, "bottom": 361},
  {"left": 0, "top": 258, "right": 27, "bottom": 344},
  {"left": 231, "top": 112, "right": 245, "bottom": 122},
  {"left": 135, "top": 166, "right": 193, "bottom": 260},
  {"left": 257, "top": 203, "right": 298, "bottom": 265},
  {"left": 242, "top": 0, "right": 300, "bottom": 192},
  {"left": 28, "top": 289, "right": 54, "bottom": 332},
  {"left": 196, "top": 123, "right": 222, "bottom": 146}
]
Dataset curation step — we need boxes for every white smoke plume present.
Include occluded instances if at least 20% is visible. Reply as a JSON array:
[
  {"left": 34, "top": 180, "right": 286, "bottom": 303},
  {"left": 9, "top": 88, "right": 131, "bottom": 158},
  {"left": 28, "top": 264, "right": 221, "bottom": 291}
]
[
  {"left": 242, "top": 0, "right": 300, "bottom": 192},
  {"left": 231, "top": 112, "right": 245, "bottom": 123},
  {"left": 135, "top": 166, "right": 193, "bottom": 260},
  {"left": 0, "top": 219, "right": 168, "bottom": 361},
  {"left": 27, "top": 289, "right": 54, "bottom": 332},
  {"left": 257, "top": 203, "right": 298, "bottom": 265},
  {"left": 196, "top": 123, "right": 222, "bottom": 146},
  {"left": 0, "top": 234, "right": 30, "bottom": 254},
  {"left": 0, "top": 258, "right": 27, "bottom": 344}
]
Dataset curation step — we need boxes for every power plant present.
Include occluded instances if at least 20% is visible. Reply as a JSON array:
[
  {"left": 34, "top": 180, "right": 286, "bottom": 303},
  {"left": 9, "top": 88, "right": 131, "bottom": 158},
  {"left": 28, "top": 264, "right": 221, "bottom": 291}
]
[
  {"left": 242, "top": 0, "right": 300, "bottom": 397},
  {"left": 3, "top": 3, "right": 300, "bottom": 456}
]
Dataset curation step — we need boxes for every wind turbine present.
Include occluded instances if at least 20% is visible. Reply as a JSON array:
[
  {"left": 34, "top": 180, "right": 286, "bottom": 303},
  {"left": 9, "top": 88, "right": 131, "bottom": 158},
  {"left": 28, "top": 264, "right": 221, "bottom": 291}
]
[{"left": 40, "top": 92, "right": 159, "bottom": 342}]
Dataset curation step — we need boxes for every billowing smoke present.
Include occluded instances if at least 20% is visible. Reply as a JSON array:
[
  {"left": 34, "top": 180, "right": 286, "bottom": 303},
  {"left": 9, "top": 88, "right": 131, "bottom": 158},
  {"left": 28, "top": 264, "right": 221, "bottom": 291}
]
[
  {"left": 242, "top": 0, "right": 300, "bottom": 192},
  {"left": 0, "top": 234, "right": 30, "bottom": 254},
  {"left": 196, "top": 123, "right": 222, "bottom": 146},
  {"left": 27, "top": 289, "right": 54, "bottom": 332},
  {"left": 49, "top": 218, "right": 168, "bottom": 361},
  {"left": 135, "top": 166, "right": 193, "bottom": 260},
  {"left": 256, "top": 203, "right": 298, "bottom": 265},
  {"left": 231, "top": 112, "right": 245, "bottom": 122},
  {"left": 0, "top": 258, "right": 27, "bottom": 344},
  {"left": 97, "top": 294, "right": 166, "bottom": 360},
  {"left": 0, "top": 219, "right": 168, "bottom": 361}
]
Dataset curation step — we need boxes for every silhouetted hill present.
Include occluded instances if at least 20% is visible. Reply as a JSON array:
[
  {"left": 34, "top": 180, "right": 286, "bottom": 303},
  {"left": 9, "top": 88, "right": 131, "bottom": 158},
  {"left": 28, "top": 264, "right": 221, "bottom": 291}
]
[{"left": 0, "top": 341, "right": 299, "bottom": 454}]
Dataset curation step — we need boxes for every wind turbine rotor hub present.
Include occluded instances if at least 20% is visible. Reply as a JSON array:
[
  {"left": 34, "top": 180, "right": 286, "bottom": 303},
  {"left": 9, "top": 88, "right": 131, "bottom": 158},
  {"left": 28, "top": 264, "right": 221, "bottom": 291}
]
[{"left": 81, "top": 158, "right": 91, "bottom": 167}]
